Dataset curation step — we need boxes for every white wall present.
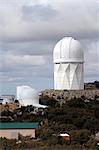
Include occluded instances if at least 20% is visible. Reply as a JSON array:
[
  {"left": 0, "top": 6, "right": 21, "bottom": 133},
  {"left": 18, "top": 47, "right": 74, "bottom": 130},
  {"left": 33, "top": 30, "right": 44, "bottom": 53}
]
[{"left": 54, "top": 63, "right": 84, "bottom": 90}]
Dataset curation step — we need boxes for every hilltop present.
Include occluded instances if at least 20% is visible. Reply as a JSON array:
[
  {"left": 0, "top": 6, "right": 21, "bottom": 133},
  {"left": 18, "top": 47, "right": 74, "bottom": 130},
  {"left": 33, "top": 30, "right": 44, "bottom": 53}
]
[{"left": 40, "top": 81, "right": 99, "bottom": 106}]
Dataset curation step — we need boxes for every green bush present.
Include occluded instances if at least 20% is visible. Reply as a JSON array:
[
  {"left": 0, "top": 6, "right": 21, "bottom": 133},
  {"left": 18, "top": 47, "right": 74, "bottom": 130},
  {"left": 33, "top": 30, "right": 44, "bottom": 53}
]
[{"left": 70, "top": 129, "right": 91, "bottom": 145}]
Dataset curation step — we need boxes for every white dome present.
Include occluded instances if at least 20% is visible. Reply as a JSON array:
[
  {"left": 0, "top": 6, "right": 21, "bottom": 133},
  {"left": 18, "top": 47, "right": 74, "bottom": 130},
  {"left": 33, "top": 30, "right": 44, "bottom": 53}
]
[
  {"left": 53, "top": 37, "right": 84, "bottom": 90},
  {"left": 16, "top": 86, "right": 47, "bottom": 108},
  {"left": 53, "top": 37, "right": 84, "bottom": 63}
]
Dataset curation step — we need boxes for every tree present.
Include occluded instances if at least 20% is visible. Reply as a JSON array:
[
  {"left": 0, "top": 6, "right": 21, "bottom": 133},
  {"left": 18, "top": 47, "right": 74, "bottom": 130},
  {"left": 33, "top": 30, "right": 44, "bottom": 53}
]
[{"left": 71, "top": 129, "right": 91, "bottom": 145}]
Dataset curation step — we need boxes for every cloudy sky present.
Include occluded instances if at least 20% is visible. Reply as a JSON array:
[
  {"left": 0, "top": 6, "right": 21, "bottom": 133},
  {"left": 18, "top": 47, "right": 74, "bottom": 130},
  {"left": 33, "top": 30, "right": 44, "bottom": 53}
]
[{"left": 0, "top": 0, "right": 99, "bottom": 95}]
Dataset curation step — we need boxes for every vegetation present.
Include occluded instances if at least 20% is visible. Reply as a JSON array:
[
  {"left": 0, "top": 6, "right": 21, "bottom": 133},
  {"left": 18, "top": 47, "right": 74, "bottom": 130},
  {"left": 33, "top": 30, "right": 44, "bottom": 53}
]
[
  {"left": 93, "top": 81, "right": 99, "bottom": 89},
  {"left": 0, "top": 96, "right": 99, "bottom": 149}
]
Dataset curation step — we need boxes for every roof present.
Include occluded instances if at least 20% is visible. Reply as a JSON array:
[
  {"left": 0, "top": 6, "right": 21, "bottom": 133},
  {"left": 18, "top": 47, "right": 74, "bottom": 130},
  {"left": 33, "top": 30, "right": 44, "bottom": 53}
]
[
  {"left": 53, "top": 37, "right": 84, "bottom": 63},
  {"left": 0, "top": 122, "right": 38, "bottom": 129},
  {"left": 60, "top": 133, "right": 70, "bottom": 137},
  {"left": 33, "top": 103, "right": 47, "bottom": 108}
]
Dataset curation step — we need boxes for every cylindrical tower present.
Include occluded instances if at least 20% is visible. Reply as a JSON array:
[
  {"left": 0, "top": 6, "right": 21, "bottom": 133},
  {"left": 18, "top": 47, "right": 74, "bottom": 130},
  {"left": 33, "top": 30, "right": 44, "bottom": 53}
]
[{"left": 53, "top": 37, "right": 84, "bottom": 90}]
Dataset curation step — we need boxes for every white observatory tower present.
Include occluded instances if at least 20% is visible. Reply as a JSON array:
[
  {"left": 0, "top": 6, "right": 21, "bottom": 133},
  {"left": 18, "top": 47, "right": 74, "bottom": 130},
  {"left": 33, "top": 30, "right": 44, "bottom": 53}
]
[{"left": 53, "top": 37, "right": 84, "bottom": 90}]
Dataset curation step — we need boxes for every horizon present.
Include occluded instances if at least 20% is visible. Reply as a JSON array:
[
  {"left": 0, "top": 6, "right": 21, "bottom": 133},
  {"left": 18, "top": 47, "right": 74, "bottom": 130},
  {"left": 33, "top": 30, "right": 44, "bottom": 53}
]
[{"left": 0, "top": 80, "right": 99, "bottom": 96}]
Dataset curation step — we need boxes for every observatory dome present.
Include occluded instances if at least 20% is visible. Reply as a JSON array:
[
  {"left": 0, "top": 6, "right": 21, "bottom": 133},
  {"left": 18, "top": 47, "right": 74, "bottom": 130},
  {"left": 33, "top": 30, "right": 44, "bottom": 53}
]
[
  {"left": 53, "top": 37, "right": 84, "bottom": 90},
  {"left": 53, "top": 37, "right": 84, "bottom": 63},
  {"left": 16, "top": 86, "right": 46, "bottom": 108}
]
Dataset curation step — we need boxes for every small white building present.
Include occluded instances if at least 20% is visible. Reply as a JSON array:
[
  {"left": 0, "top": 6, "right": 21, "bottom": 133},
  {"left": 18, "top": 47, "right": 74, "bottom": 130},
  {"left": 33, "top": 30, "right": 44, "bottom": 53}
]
[
  {"left": 1, "top": 95, "right": 15, "bottom": 104},
  {"left": 59, "top": 133, "right": 71, "bottom": 141},
  {"left": 16, "top": 86, "right": 47, "bottom": 108}
]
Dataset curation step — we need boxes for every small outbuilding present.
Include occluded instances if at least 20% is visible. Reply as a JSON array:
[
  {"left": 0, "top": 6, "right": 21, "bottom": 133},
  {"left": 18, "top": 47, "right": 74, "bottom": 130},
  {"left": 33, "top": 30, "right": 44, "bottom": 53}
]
[
  {"left": 59, "top": 133, "right": 71, "bottom": 141},
  {"left": 0, "top": 122, "right": 38, "bottom": 140},
  {"left": 57, "top": 133, "right": 71, "bottom": 144}
]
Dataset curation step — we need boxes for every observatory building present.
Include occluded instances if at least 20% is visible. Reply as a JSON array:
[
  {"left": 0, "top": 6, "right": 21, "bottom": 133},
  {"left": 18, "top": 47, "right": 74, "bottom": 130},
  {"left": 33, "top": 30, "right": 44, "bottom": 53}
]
[
  {"left": 16, "top": 86, "right": 46, "bottom": 108},
  {"left": 53, "top": 37, "right": 84, "bottom": 90},
  {"left": 1, "top": 95, "right": 15, "bottom": 104}
]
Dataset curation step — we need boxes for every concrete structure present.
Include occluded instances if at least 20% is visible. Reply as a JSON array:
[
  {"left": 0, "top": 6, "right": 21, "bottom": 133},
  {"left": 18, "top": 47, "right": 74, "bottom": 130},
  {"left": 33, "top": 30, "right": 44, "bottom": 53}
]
[
  {"left": 53, "top": 37, "right": 84, "bottom": 90},
  {"left": 0, "top": 122, "right": 38, "bottom": 139},
  {"left": 0, "top": 98, "right": 3, "bottom": 104},
  {"left": 1, "top": 95, "right": 15, "bottom": 104},
  {"left": 2, "top": 98, "right": 14, "bottom": 105},
  {"left": 16, "top": 86, "right": 47, "bottom": 108}
]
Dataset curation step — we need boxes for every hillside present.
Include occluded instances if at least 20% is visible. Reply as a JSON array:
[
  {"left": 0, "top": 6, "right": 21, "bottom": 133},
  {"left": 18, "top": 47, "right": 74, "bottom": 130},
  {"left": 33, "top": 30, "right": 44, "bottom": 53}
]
[
  {"left": 0, "top": 81, "right": 99, "bottom": 149},
  {"left": 39, "top": 81, "right": 99, "bottom": 106},
  {"left": 0, "top": 96, "right": 99, "bottom": 149}
]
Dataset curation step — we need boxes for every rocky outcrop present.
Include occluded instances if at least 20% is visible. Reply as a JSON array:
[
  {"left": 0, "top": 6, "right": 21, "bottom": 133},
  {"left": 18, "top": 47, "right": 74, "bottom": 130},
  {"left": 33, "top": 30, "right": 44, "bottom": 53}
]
[{"left": 40, "top": 89, "right": 99, "bottom": 105}]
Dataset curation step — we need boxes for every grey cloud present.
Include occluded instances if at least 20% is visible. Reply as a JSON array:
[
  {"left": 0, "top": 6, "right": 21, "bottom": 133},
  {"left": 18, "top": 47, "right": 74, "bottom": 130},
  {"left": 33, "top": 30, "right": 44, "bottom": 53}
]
[
  {"left": 0, "top": 0, "right": 98, "bottom": 42},
  {"left": 0, "top": 55, "right": 53, "bottom": 83},
  {"left": 0, "top": 54, "right": 46, "bottom": 71},
  {"left": 81, "top": 40, "right": 99, "bottom": 82},
  {"left": 0, "top": 0, "right": 99, "bottom": 94},
  {"left": 0, "top": 40, "right": 54, "bottom": 55},
  {"left": 21, "top": 4, "right": 58, "bottom": 21}
]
